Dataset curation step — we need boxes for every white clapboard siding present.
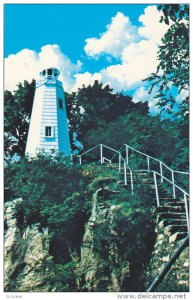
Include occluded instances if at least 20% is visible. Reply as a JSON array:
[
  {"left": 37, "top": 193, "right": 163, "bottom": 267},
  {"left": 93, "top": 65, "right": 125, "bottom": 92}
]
[{"left": 25, "top": 68, "right": 71, "bottom": 157}]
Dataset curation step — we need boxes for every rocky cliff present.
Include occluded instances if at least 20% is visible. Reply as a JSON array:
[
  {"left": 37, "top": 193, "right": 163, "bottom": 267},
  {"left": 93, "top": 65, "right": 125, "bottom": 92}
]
[
  {"left": 80, "top": 188, "right": 130, "bottom": 292},
  {"left": 4, "top": 189, "right": 155, "bottom": 291},
  {"left": 4, "top": 198, "right": 52, "bottom": 292},
  {"left": 4, "top": 163, "right": 189, "bottom": 292}
]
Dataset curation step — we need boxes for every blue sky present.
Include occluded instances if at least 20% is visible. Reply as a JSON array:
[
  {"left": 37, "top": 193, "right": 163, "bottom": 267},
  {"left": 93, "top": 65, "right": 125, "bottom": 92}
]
[
  {"left": 4, "top": 4, "right": 148, "bottom": 76},
  {"left": 4, "top": 4, "right": 147, "bottom": 59},
  {"left": 5, "top": 3, "right": 185, "bottom": 115}
]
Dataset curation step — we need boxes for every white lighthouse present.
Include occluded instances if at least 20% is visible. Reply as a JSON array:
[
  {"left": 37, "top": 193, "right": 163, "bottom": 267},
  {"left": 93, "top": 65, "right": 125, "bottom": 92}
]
[{"left": 25, "top": 67, "right": 71, "bottom": 157}]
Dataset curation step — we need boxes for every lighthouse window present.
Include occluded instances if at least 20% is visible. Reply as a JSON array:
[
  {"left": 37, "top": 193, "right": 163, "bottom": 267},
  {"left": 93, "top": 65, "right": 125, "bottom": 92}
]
[
  {"left": 47, "top": 69, "right": 52, "bottom": 76},
  {"left": 59, "top": 98, "right": 63, "bottom": 109},
  {"left": 45, "top": 126, "right": 53, "bottom": 137}
]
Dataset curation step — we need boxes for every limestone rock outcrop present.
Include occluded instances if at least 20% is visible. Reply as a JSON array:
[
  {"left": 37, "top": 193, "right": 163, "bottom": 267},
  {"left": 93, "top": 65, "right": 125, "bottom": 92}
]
[
  {"left": 80, "top": 188, "right": 130, "bottom": 292},
  {"left": 4, "top": 199, "right": 52, "bottom": 292}
]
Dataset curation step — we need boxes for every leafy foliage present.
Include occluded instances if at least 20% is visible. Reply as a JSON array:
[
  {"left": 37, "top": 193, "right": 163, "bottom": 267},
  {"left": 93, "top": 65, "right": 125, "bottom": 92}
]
[
  {"left": 158, "top": 4, "right": 189, "bottom": 25},
  {"left": 5, "top": 153, "right": 86, "bottom": 251},
  {"left": 142, "top": 4, "right": 189, "bottom": 171},
  {"left": 85, "top": 112, "right": 180, "bottom": 166},
  {"left": 144, "top": 4, "right": 189, "bottom": 117},
  {"left": 66, "top": 80, "right": 148, "bottom": 151},
  {"left": 4, "top": 80, "right": 35, "bottom": 161},
  {"left": 48, "top": 262, "right": 79, "bottom": 292}
]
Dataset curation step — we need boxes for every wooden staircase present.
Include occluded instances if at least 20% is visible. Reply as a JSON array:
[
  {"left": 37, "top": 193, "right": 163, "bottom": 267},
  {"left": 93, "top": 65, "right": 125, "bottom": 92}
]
[
  {"left": 121, "top": 170, "right": 188, "bottom": 240},
  {"left": 122, "top": 170, "right": 189, "bottom": 291},
  {"left": 78, "top": 144, "right": 189, "bottom": 290}
]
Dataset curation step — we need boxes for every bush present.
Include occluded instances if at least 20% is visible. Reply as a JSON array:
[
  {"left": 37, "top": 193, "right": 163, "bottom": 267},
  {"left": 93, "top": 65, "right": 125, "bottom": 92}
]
[
  {"left": 4, "top": 154, "right": 87, "bottom": 250},
  {"left": 48, "top": 262, "right": 79, "bottom": 291}
]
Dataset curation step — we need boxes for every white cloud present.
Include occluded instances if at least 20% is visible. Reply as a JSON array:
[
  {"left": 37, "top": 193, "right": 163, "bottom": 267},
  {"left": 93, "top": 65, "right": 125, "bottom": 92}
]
[
  {"left": 81, "top": 6, "right": 170, "bottom": 94},
  {"left": 72, "top": 72, "right": 102, "bottom": 92},
  {"left": 4, "top": 44, "right": 82, "bottom": 92},
  {"left": 176, "top": 89, "right": 189, "bottom": 104},
  {"left": 100, "top": 39, "right": 159, "bottom": 91},
  {"left": 80, "top": 5, "right": 172, "bottom": 115},
  {"left": 4, "top": 49, "right": 39, "bottom": 92},
  {"left": 138, "top": 5, "right": 170, "bottom": 43},
  {"left": 84, "top": 12, "right": 141, "bottom": 59},
  {"left": 132, "top": 85, "right": 160, "bottom": 115},
  {"left": 148, "top": 98, "right": 160, "bottom": 116},
  {"left": 132, "top": 86, "right": 150, "bottom": 104}
]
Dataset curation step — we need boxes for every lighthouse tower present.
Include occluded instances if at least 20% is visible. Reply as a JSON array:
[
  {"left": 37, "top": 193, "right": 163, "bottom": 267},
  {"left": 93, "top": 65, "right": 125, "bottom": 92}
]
[{"left": 25, "top": 67, "right": 71, "bottom": 157}]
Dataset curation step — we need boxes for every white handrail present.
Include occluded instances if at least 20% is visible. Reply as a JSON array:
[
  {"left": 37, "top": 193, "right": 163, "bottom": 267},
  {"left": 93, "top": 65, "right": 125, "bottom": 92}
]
[
  {"left": 125, "top": 143, "right": 188, "bottom": 197},
  {"left": 103, "top": 157, "right": 112, "bottom": 163},
  {"left": 76, "top": 143, "right": 188, "bottom": 233},
  {"left": 153, "top": 172, "right": 160, "bottom": 207},
  {"left": 124, "top": 144, "right": 189, "bottom": 175},
  {"left": 100, "top": 144, "right": 103, "bottom": 164},
  {"left": 153, "top": 171, "right": 189, "bottom": 197},
  {"left": 184, "top": 194, "right": 190, "bottom": 234},
  {"left": 77, "top": 143, "right": 189, "bottom": 237},
  {"left": 100, "top": 144, "right": 133, "bottom": 173},
  {"left": 152, "top": 170, "right": 189, "bottom": 234},
  {"left": 102, "top": 144, "right": 121, "bottom": 155},
  {"left": 77, "top": 143, "right": 133, "bottom": 194},
  {"left": 173, "top": 171, "right": 189, "bottom": 175},
  {"left": 78, "top": 144, "right": 100, "bottom": 157}
]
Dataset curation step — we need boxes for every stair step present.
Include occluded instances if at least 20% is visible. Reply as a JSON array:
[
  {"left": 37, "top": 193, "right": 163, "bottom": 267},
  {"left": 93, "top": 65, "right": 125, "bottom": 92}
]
[
  {"left": 141, "top": 183, "right": 155, "bottom": 187},
  {"left": 120, "top": 172, "right": 133, "bottom": 175},
  {"left": 139, "top": 178, "right": 154, "bottom": 182},
  {"left": 169, "top": 232, "right": 188, "bottom": 242},
  {"left": 148, "top": 190, "right": 170, "bottom": 195},
  {"left": 158, "top": 212, "right": 186, "bottom": 219},
  {"left": 164, "top": 201, "right": 185, "bottom": 207},
  {"left": 158, "top": 197, "right": 178, "bottom": 200},
  {"left": 164, "top": 224, "right": 188, "bottom": 234},
  {"left": 119, "top": 184, "right": 129, "bottom": 189},
  {"left": 138, "top": 174, "right": 153, "bottom": 177},
  {"left": 158, "top": 218, "right": 187, "bottom": 226},
  {"left": 105, "top": 163, "right": 188, "bottom": 236},
  {"left": 157, "top": 206, "right": 185, "bottom": 213},
  {"left": 159, "top": 198, "right": 183, "bottom": 203}
]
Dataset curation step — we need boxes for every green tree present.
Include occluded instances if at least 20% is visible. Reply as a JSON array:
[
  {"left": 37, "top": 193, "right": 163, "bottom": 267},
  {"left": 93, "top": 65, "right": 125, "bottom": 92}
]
[
  {"left": 144, "top": 4, "right": 189, "bottom": 171},
  {"left": 4, "top": 153, "right": 87, "bottom": 250},
  {"left": 65, "top": 91, "right": 82, "bottom": 152},
  {"left": 86, "top": 112, "right": 178, "bottom": 166},
  {"left": 4, "top": 80, "right": 35, "bottom": 161},
  {"left": 69, "top": 80, "right": 148, "bottom": 151},
  {"left": 145, "top": 4, "right": 189, "bottom": 117}
]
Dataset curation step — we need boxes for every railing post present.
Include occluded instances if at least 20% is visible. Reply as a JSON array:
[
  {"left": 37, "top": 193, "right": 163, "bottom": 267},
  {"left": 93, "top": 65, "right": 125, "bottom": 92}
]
[
  {"left": 79, "top": 156, "right": 82, "bottom": 165},
  {"left": 119, "top": 154, "right": 121, "bottom": 173},
  {"left": 147, "top": 156, "right": 150, "bottom": 171},
  {"left": 160, "top": 162, "right": 163, "bottom": 183},
  {"left": 130, "top": 170, "right": 134, "bottom": 195},
  {"left": 171, "top": 171, "right": 176, "bottom": 198},
  {"left": 124, "top": 162, "right": 127, "bottom": 185},
  {"left": 126, "top": 145, "right": 129, "bottom": 165},
  {"left": 153, "top": 172, "right": 160, "bottom": 207},
  {"left": 184, "top": 194, "right": 189, "bottom": 234},
  {"left": 100, "top": 144, "right": 103, "bottom": 164}
]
